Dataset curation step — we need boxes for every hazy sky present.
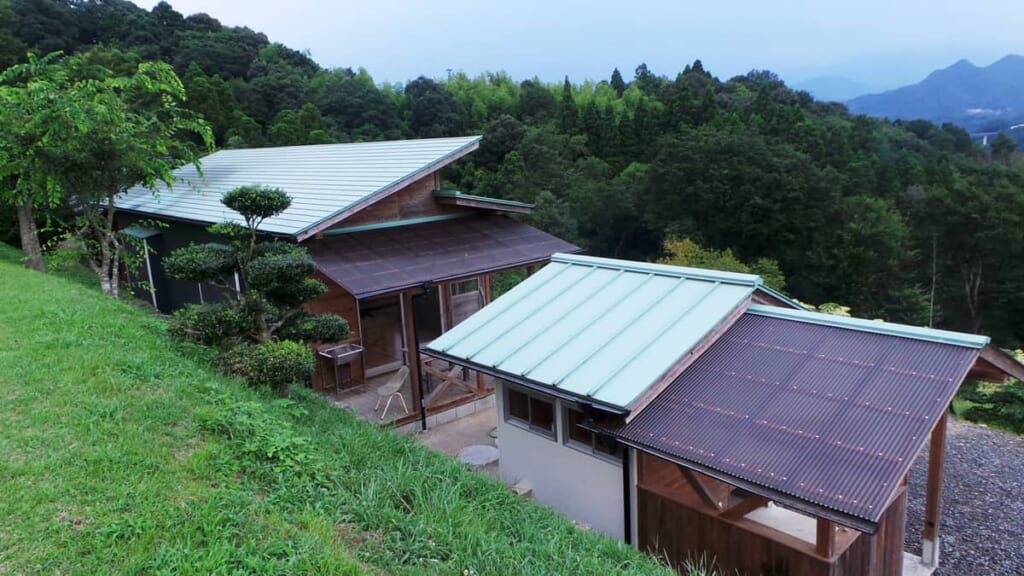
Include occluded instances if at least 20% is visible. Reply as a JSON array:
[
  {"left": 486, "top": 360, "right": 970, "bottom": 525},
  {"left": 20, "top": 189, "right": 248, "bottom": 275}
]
[{"left": 141, "top": 0, "right": 1024, "bottom": 91}]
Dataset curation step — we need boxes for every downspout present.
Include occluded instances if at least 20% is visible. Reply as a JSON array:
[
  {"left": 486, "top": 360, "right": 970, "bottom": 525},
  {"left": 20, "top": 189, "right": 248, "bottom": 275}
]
[
  {"left": 621, "top": 443, "right": 632, "bottom": 545},
  {"left": 412, "top": 283, "right": 431, "bottom": 431}
]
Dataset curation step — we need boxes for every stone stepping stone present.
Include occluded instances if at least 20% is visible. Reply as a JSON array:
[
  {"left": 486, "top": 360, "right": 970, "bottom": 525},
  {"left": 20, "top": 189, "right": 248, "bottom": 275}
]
[{"left": 457, "top": 444, "right": 499, "bottom": 467}]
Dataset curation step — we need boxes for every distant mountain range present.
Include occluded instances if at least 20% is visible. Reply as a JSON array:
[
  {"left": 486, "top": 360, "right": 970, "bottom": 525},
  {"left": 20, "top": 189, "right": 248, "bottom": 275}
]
[
  {"left": 793, "top": 76, "right": 879, "bottom": 103},
  {"left": 846, "top": 55, "right": 1024, "bottom": 134}
]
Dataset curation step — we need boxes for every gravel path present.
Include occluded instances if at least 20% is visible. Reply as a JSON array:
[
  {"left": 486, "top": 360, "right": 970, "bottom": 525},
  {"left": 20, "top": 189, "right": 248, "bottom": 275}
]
[{"left": 904, "top": 417, "right": 1024, "bottom": 575}]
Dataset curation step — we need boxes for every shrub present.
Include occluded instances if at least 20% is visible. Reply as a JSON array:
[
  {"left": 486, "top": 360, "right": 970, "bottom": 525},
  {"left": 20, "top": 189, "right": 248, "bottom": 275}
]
[
  {"left": 280, "top": 312, "right": 350, "bottom": 343},
  {"left": 163, "top": 243, "right": 235, "bottom": 283},
  {"left": 222, "top": 340, "right": 313, "bottom": 395},
  {"left": 168, "top": 303, "right": 253, "bottom": 347},
  {"left": 960, "top": 379, "right": 1024, "bottom": 433}
]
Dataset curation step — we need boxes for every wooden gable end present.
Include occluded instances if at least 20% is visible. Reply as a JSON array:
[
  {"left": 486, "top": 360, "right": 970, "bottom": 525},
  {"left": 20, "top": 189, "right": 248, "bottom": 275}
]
[{"left": 326, "top": 172, "right": 467, "bottom": 230}]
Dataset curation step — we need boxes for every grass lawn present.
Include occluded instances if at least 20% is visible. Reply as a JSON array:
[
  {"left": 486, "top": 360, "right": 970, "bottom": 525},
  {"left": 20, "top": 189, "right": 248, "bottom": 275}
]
[{"left": 0, "top": 244, "right": 673, "bottom": 575}]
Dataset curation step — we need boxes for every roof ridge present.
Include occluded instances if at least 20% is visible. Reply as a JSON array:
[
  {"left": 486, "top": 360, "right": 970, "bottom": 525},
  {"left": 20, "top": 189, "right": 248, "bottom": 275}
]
[
  {"left": 745, "top": 304, "right": 990, "bottom": 348},
  {"left": 213, "top": 135, "right": 481, "bottom": 154},
  {"left": 550, "top": 253, "right": 762, "bottom": 287}
]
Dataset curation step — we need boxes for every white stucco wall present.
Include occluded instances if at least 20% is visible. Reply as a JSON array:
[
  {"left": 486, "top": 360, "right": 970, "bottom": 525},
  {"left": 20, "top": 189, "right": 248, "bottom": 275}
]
[{"left": 495, "top": 380, "right": 625, "bottom": 539}]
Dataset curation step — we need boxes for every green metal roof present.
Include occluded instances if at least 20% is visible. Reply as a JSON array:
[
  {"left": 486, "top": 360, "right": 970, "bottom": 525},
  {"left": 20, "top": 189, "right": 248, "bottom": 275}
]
[
  {"left": 117, "top": 136, "right": 481, "bottom": 240},
  {"left": 746, "top": 304, "right": 990, "bottom": 348},
  {"left": 425, "top": 253, "right": 761, "bottom": 411}
]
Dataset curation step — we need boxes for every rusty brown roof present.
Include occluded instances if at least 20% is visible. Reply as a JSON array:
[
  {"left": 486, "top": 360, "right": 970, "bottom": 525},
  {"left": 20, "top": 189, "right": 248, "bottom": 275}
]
[
  {"left": 307, "top": 214, "right": 580, "bottom": 299},
  {"left": 615, "top": 310, "right": 980, "bottom": 532}
]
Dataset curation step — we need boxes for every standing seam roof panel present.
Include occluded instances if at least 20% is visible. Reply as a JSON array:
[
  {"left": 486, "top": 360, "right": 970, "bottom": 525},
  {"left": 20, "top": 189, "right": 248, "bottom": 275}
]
[
  {"left": 426, "top": 254, "right": 760, "bottom": 409},
  {"left": 117, "top": 136, "right": 481, "bottom": 237}
]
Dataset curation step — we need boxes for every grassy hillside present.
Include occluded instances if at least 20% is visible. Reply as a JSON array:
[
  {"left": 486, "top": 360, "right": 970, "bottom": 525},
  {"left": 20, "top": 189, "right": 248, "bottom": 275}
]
[{"left": 0, "top": 244, "right": 671, "bottom": 575}]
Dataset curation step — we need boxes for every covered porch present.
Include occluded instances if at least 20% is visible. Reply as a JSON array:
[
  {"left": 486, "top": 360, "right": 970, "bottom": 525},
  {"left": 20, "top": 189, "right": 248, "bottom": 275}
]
[
  {"left": 612, "top": 308, "right": 985, "bottom": 576},
  {"left": 305, "top": 214, "right": 580, "bottom": 428}
]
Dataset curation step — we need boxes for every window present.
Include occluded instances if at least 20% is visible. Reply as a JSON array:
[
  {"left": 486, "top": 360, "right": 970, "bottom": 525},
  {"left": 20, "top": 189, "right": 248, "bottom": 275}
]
[
  {"left": 563, "top": 405, "right": 622, "bottom": 463},
  {"left": 504, "top": 385, "right": 555, "bottom": 438},
  {"left": 447, "top": 278, "right": 483, "bottom": 328}
]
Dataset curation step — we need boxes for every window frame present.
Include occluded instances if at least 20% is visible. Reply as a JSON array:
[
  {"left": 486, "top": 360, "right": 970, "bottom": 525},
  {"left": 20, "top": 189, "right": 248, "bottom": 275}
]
[
  {"left": 503, "top": 383, "right": 556, "bottom": 440},
  {"left": 562, "top": 403, "right": 623, "bottom": 465}
]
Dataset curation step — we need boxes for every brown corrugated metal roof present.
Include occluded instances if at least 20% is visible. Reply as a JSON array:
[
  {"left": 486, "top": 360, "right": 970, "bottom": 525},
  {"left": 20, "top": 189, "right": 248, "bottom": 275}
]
[
  {"left": 307, "top": 215, "right": 580, "bottom": 299},
  {"left": 615, "top": 312, "right": 979, "bottom": 532}
]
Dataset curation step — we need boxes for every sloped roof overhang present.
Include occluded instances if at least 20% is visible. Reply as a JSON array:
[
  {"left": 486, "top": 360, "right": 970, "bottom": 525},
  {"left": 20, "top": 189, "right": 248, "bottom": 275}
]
[
  {"left": 307, "top": 214, "right": 580, "bottom": 300},
  {"left": 611, "top": 308, "right": 985, "bottom": 533}
]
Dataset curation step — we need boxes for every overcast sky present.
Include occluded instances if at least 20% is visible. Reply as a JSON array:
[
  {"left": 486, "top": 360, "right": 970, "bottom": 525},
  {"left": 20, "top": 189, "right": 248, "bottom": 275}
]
[{"left": 141, "top": 0, "right": 1024, "bottom": 91}]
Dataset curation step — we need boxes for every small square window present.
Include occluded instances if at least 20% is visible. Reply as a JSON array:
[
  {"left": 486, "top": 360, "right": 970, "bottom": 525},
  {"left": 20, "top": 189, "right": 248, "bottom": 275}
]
[
  {"left": 530, "top": 396, "right": 554, "bottom": 432},
  {"left": 565, "top": 407, "right": 594, "bottom": 446},
  {"left": 503, "top": 384, "right": 555, "bottom": 439},
  {"left": 507, "top": 387, "right": 529, "bottom": 422},
  {"left": 563, "top": 404, "right": 622, "bottom": 464}
]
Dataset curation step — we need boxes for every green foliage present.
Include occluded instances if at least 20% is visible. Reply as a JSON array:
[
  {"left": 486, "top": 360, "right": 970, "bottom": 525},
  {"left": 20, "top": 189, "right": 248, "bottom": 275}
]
[
  {"left": 5, "top": 0, "right": 1024, "bottom": 346},
  {"left": 0, "top": 46, "right": 213, "bottom": 288},
  {"left": 959, "top": 379, "right": 1024, "bottom": 433},
  {"left": 168, "top": 303, "right": 253, "bottom": 347},
  {"left": 491, "top": 269, "right": 527, "bottom": 299},
  {"left": 959, "top": 351, "right": 1024, "bottom": 432},
  {"left": 280, "top": 312, "right": 351, "bottom": 343},
  {"left": 197, "top": 394, "right": 326, "bottom": 481},
  {"left": 167, "top": 187, "right": 348, "bottom": 357},
  {"left": 245, "top": 249, "right": 315, "bottom": 294},
  {"left": 222, "top": 341, "right": 313, "bottom": 396},
  {"left": 659, "top": 238, "right": 787, "bottom": 291},
  {"left": 163, "top": 242, "right": 235, "bottom": 284},
  {"left": 222, "top": 185, "right": 291, "bottom": 226}
]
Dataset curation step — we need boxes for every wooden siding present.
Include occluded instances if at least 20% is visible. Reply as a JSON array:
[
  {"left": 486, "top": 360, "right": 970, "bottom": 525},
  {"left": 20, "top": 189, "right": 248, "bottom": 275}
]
[
  {"left": 306, "top": 272, "right": 363, "bottom": 390},
  {"left": 636, "top": 452, "right": 907, "bottom": 576},
  {"left": 329, "top": 172, "right": 466, "bottom": 229}
]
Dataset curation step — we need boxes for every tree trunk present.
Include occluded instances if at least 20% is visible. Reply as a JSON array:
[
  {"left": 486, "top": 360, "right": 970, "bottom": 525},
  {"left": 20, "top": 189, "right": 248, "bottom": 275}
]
[{"left": 15, "top": 202, "right": 46, "bottom": 272}]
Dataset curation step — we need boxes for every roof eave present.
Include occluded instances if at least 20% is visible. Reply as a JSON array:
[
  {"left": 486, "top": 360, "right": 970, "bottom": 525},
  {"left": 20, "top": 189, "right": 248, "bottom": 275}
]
[
  {"left": 433, "top": 190, "right": 534, "bottom": 214},
  {"left": 117, "top": 207, "right": 296, "bottom": 239},
  {"left": 615, "top": 437, "right": 881, "bottom": 534},
  {"left": 319, "top": 252, "right": 577, "bottom": 301},
  {"left": 294, "top": 136, "right": 482, "bottom": 242},
  {"left": 421, "top": 348, "right": 630, "bottom": 415}
]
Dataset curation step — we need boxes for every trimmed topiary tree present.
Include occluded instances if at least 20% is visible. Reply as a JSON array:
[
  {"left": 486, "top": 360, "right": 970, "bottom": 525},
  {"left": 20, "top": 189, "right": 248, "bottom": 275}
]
[{"left": 164, "top": 185, "right": 349, "bottom": 393}]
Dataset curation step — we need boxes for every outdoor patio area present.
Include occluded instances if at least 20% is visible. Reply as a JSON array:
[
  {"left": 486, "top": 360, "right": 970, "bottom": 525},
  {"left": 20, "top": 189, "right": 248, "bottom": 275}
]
[{"left": 325, "top": 358, "right": 495, "bottom": 426}]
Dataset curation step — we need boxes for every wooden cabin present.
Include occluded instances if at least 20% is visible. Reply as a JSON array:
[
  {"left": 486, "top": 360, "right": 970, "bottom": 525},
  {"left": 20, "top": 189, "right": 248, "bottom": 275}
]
[
  {"left": 116, "top": 136, "right": 579, "bottom": 428},
  {"left": 424, "top": 254, "right": 1024, "bottom": 576}
]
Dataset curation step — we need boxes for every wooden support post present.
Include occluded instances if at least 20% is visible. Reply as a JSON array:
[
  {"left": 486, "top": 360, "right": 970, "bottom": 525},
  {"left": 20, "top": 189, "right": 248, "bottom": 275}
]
[
  {"left": 923, "top": 411, "right": 948, "bottom": 567},
  {"left": 481, "top": 273, "right": 492, "bottom": 305},
  {"left": 816, "top": 518, "right": 835, "bottom": 558},
  {"left": 401, "top": 290, "right": 423, "bottom": 420}
]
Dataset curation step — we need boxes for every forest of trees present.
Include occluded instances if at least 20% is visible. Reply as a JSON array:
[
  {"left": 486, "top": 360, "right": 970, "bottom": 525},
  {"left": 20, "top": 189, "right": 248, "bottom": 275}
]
[{"left": 2, "top": 0, "right": 1024, "bottom": 347}]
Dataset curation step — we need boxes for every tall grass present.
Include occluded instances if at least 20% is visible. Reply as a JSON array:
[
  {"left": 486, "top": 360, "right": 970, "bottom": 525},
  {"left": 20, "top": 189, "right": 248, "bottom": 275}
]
[{"left": 0, "top": 244, "right": 673, "bottom": 575}]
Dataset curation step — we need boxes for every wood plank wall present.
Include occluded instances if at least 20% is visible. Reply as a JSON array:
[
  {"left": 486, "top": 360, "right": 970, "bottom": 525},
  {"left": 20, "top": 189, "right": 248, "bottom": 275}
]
[
  {"left": 636, "top": 452, "right": 908, "bottom": 576},
  {"left": 306, "top": 272, "right": 362, "bottom": 390},
  {"left": 328, "top": 172, "right": 466, "bottom": 229}
]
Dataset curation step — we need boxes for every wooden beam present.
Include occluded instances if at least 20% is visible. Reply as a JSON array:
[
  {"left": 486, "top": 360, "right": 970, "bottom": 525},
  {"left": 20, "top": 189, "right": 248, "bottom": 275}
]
[
  {"left": 679, "top": 466, "right": 723, "bottom": 511},
  {"left": 481, "top": 273, "right": 492, "bottom": 305},
  {"left": 923, "top": 411, "right": 948, "bottom": 567},
  {"left": 720, "top": 496, "right": 770, "bottom": 521},
  {"left": 971, "top": 344, "right": 1024, "bottom": 383},
  {"left": 816, "top": 517, "right": 835, "bottom": 558}
]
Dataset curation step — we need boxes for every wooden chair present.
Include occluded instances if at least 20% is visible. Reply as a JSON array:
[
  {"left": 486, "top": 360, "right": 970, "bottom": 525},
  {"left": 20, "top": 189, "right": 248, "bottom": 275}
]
[{"left": 374, "top": 366, "right": 410, "bottom": 420}]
